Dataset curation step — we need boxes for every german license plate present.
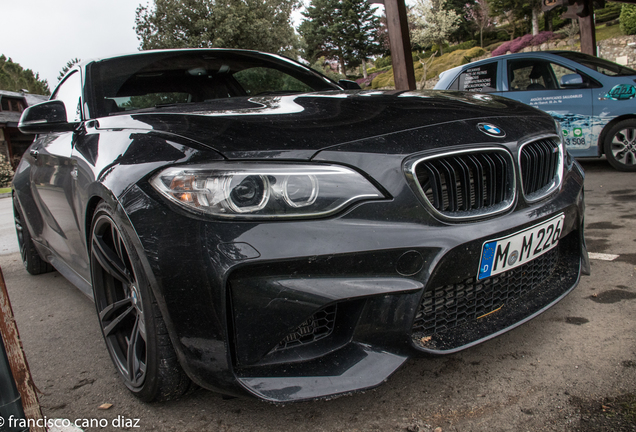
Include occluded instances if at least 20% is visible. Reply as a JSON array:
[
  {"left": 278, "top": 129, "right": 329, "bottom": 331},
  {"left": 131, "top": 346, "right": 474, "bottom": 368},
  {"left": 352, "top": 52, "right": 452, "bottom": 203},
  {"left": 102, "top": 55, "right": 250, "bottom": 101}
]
[{"left": 478, "top": 214, "right": 565, "bottom": 280}]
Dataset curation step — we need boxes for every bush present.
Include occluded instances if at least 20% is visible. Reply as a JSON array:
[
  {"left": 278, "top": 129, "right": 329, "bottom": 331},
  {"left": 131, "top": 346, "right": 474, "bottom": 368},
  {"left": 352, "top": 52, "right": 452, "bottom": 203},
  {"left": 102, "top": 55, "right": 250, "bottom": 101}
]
[
  {"left": 492, "top": 32, "right": 557, "bottom": 56},
  {"left": 311, "top": 57, "right": 345, "bottom": 82},
  {"left": 0, "top": 154, "right": 15, "bottom": 188},
  {"left": 447, "top": 40, "right": 477, "bottom": 54},
  {"left": 596, "top": 3, "right": 623, "bottom": 23},
  {"left": 356, "top": 71, "right": 385, "bottom": 88},
  {"left": 620, "top": 4, "right": 636, "bottom": 35},
  {"left": 484, "top": 41, "right": 505, "bottom": 52},
  {"left": 374, "top": 56, "right": 392, "bottom": 69}
]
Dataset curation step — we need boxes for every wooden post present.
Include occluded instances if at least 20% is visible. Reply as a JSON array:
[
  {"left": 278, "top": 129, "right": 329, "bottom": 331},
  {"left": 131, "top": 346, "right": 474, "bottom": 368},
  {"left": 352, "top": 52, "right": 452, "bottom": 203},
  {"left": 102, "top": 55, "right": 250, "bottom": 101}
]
[
  {"left": 579, "top": 0, "right": 597, "bottom": 56},
  {"left": 0, "top": 267, "right": 46, "bottom": 432},
  {"left": 380, "top": 0, "right": 417, "bottom": 90}
]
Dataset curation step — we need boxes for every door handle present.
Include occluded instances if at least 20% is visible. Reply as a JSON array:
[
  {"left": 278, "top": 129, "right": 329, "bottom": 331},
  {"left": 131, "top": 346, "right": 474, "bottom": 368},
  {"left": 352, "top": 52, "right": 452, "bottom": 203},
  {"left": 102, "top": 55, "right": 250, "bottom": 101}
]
[{"left": 29, "top": 149, "right": 39, "bottom": 159}]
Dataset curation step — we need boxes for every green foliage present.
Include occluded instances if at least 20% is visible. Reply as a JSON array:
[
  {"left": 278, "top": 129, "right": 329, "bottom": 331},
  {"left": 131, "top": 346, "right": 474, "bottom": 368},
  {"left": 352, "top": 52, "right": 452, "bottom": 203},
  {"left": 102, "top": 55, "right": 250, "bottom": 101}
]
[
  {"left": 0, "top": 153, "right": 15, "bottom": 188},
  {"left": 310, "top": 57, "right": 346, "bottom": 82},
  {"left": 374, "top": 56, "right": 392, "bottom": 69},
  {"left": 299, "top": 0, "right": 382, "bottom": 71},
  {"left": 0, "top": 55, "right": 50, "bottom": 95},
  {"left": 135, "top": 0, "right": 300, "bottom": 56},
  {"left": 596, "top": 3, "right": 622, "bottom": 23},
  {"left": 620, "top": 4, "right": 636, "bottom": 35},
  {"left": 58, "top": 58, "right": 81, "bottom": 82},
  {"left": 443, "top": 40, "right": 476, "bottom": 54}
]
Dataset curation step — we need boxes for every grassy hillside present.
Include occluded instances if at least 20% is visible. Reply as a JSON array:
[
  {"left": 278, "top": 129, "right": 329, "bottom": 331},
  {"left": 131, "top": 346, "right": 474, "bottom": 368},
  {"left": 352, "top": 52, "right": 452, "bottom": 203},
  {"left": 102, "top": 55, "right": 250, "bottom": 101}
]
[{"left": 371, "top": 47, "right": 486, "bottom": 89}]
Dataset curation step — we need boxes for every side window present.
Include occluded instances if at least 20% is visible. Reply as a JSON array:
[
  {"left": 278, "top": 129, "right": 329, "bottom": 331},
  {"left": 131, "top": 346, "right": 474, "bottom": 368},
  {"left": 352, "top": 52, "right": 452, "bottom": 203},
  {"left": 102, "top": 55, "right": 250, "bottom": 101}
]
[
  {"left": 550, "top": 63, "right": 579, "bottom": 87},
  {"left": 508, "top": 60, "right": 568, "bottom": 91},
  {"left": 52, "top": 71, "right": 82, "bottom": 122},
  {"left": 451, "top": 63, "right": 498, "bottom": 93},
  {"left": 233, "top": 67, "right": 315, "bottom": 95}
]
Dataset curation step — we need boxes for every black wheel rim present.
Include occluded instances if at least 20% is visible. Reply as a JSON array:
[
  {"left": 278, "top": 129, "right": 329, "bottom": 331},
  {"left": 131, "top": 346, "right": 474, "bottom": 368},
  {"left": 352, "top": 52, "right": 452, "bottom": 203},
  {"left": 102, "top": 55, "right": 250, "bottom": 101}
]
[
  {"left": 610, "top": 127, "right": 636, "bottom": 167},
  {"left": 91, "top": 214, "right": 147, "bottom": 389}
]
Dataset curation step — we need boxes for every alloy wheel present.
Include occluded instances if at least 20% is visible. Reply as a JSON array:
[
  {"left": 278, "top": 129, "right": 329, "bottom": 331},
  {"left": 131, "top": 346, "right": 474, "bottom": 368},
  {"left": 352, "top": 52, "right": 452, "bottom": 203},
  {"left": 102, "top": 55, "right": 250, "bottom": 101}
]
[
  {"left": 609, "top": 127, "right": 636, "bottom": 168},
  {"left": 91, "top": 214, "right": 147, "bottom": 389}
]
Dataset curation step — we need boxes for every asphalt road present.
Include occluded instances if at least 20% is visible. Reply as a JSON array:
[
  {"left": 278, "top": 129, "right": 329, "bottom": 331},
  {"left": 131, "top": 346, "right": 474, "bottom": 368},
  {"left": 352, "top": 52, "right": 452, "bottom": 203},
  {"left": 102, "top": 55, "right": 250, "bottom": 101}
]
[{"left": 0, "top": 158, "right": 634, "bottom": 432}]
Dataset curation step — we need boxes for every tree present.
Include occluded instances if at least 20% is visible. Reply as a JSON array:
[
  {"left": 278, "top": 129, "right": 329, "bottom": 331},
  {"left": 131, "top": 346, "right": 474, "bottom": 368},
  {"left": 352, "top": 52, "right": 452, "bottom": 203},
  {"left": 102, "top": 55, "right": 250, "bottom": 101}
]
[
  {"left": 299, "top": 0, "right": 382, "bottom": 76},
  {"left": 489, "top": 0, "right": 525, "bottom": 40},
  {"left": 0, "top": 55, "right": 50, "bottom": 95},
  {"left": 58, "top": 58, "right": 81, "bottom": 82},
  {"left": 411, "top": 0, "right": 460, "bottom": 54},
  {"left": 342, "top": 0, "right": 383, "bottom": 77},
  {"left": 465, "top": 0, "right": 492, "bottom": 47},
  {"left": 620, "top": 4, "right": 636, "bottom": 35},
  {"left": 445, "top": 0, "right": 476, "bottom": 43},
  {"left": 527, "top": 0, "right": 543, "bottom": 36},
  {"left": 135, "top": 0, "right": 300, "bottom": 56}
]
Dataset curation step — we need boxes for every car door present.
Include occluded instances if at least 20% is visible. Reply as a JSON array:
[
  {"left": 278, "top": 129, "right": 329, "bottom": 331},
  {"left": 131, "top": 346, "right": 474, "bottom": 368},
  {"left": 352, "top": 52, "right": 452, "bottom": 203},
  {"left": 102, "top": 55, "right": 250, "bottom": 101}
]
[
  {"left": 503, "top": 58, "right": 595, "bottom": 153},
  {"left": 28, "top": 71, "right": 89, "bottom": 280}
]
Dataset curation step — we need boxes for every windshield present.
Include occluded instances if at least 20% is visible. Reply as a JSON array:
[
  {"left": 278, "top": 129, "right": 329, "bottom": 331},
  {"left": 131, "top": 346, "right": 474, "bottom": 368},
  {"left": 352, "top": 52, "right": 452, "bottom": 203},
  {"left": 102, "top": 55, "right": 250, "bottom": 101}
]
[
  {"left": 554, "top": 52, "right": 636, "bottom": 77},
  {"left": 87, "top": 50, "right": 340, "bottom": 118}
]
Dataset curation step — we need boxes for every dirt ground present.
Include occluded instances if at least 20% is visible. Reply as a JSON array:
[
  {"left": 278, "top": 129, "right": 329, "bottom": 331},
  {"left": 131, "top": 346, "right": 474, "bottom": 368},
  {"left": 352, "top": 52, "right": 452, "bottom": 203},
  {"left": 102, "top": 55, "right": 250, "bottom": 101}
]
[{"left": 0, "top": 158, "right": 635, "bottom": 432}]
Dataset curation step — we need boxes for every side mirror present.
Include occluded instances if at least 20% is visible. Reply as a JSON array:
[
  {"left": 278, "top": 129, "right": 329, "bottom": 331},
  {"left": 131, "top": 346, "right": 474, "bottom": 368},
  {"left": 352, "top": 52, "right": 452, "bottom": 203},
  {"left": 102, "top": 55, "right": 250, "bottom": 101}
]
[
  {"left": 560, "top": 73, "right": 585, "bottom": 88},
  {"left": 18, "top": 100, "right": 77, "bottom": 134},
  {"left": 338, "top": 79, "right": 362, "bottom": 90}
]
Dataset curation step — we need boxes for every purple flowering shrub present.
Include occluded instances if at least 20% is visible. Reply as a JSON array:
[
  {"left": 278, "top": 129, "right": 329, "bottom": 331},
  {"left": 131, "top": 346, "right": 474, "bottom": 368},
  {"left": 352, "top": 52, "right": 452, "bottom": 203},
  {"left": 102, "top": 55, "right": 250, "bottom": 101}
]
[
  {"left": 356, "top": 71, "right": 384, "bottom": 88},
  {"left": 491, "top": 32, "right": 557, "bottom": 57}
]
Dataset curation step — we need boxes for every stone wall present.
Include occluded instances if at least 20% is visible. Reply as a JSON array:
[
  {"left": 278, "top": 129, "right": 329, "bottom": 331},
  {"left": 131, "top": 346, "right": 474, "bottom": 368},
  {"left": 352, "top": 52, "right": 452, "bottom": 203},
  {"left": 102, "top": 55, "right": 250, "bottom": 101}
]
[
  {"left": 517, "top": 35, "right": 636, "bottom": 68},
  {"left": 598, "top": 35, "right": 636, "bottom": 68}
]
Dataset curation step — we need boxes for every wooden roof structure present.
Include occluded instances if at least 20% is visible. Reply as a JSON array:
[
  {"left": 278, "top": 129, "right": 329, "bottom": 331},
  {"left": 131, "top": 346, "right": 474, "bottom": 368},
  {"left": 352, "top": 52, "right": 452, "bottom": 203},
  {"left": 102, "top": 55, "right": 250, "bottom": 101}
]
[{"left": 373, "top": 0, "right": 636, "bottom": 90}]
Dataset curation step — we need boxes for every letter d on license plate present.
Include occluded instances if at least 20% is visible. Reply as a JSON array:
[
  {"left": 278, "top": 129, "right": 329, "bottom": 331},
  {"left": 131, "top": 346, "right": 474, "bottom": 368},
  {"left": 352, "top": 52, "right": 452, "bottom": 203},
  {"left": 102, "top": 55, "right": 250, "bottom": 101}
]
[{"left": 478, "top": 214, "right": 564, "bottom": 280}]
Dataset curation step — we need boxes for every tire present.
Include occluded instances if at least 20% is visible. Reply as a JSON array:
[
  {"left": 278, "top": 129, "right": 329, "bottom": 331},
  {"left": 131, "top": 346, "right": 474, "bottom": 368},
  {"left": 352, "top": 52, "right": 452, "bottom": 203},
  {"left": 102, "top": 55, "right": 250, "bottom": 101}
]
[
  {"left": 90, "top": 202, "right": 190, "bottom": 402},
  {"left": 13, "top": 199, "right": 54, "bottom": 275},
  {"left": 603, "top": 119, "right": 636, "bottom": 172}
]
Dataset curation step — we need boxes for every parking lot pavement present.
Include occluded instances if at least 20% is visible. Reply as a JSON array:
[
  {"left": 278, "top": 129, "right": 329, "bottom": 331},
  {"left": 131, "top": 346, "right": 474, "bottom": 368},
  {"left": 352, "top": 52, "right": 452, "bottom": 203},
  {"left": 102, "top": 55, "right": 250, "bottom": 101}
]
[
  {"left": 0, "top": 159, "right": 634, "bottom": 432},
  {"left": 0, "top": 195, "right": 18, "bottom": 255}
]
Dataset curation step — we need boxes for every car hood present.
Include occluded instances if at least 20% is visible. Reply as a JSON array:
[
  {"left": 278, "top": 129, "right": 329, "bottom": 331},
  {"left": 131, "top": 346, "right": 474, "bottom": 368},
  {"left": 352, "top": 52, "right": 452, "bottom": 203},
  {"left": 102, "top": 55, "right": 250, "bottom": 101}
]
[{"left": 95, "top": 90, "right": 554, "bottom": 160}]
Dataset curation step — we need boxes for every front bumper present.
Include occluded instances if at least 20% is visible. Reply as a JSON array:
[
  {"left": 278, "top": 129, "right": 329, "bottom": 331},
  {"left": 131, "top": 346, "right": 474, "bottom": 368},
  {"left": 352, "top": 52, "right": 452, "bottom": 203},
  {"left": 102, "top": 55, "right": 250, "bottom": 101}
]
[{"left": 120, "top": 155, "right": 587, "bottom": 402}]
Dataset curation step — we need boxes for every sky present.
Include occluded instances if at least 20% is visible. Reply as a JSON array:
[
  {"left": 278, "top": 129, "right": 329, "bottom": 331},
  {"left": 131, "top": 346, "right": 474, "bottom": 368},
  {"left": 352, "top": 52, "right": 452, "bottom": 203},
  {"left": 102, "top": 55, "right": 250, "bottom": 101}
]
[
  {"left": 2, "top": 0, "right": 315, "bottom": 94},
  {"left": 3, "top": 0, "right": 143, "bottom": 92}
]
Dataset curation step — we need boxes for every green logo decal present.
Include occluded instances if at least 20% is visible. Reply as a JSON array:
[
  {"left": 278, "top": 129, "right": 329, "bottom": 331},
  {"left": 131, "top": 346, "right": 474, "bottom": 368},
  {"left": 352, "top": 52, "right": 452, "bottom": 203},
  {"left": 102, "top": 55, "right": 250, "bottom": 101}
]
[
  {"left": 606, "top": 84, "right": 636, "bottom": 101},
  {"left": 562, "top": 129, "right": 569, "bottom": 136},
  {"left": 573, "top": 128, "right": 583, "bottom": 137}
]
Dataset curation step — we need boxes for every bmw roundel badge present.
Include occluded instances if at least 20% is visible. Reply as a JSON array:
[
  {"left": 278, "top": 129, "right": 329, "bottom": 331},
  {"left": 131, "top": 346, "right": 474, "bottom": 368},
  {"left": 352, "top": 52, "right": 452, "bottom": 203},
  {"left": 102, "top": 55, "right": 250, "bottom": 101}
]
[{"left": 478, "top": 123, "right": 506, "bottom": 138}]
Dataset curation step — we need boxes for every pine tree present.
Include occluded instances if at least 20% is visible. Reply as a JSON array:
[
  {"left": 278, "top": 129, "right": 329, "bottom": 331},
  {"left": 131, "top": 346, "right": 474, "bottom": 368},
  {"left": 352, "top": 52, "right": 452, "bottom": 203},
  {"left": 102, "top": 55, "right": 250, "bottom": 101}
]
[
  {"left": 135, "top": 0, "right": 300, "bottom": 56},
  {"left": 299, "top": 0, "right": 382, "bottom": 75},
  {"left": 0, "top": 55, "right": 50, "bottom": 95}
]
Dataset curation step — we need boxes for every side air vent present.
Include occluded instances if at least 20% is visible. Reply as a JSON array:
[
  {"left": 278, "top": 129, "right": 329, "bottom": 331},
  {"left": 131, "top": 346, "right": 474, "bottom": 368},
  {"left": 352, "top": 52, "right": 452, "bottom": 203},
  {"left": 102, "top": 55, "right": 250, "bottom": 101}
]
[
  {"left": 519, "top": 138, "right": 562, "bottom": 202},
  {"left": 409, "top": 148, "right": 516, "bottom": 221},
  {"left": 272, "top": 305, "right": 337, "bottom": 352}
]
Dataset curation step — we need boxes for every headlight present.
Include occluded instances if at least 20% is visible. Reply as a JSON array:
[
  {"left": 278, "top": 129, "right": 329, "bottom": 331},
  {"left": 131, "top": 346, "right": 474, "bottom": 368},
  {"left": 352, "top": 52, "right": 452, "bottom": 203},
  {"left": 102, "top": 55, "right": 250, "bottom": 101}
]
[{"left": 150, "top": 162, "right": 385, "bottom": 219}]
